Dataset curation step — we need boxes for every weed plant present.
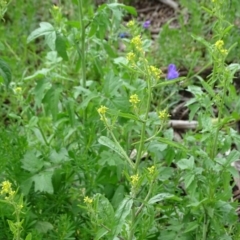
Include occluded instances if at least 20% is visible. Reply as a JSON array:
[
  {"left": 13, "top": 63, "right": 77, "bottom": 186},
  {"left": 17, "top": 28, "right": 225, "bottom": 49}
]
[{"left": 0, "top": 0, "right": 240, "bottom": 239}]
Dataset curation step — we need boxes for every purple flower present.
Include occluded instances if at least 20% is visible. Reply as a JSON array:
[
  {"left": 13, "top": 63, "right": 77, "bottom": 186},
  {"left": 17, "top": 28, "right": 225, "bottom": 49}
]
[
  {"left": 167, "top": 64, "right": 179, "bottom": 80},
  {"left": 143, "top": 20, "right": 151, "bottom": 29}
]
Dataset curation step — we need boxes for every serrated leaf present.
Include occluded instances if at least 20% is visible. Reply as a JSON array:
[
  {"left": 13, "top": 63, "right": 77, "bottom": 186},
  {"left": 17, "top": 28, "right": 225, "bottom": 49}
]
[
  {"left": 21, "top": 150, "right": 44, "bottom": 173},
  {"left": 99, "top": 151, "right": 122, "bottom": 166},
  {"left": 32, "top": 170, "right": 54, "bottom": 193},
  {"left": 0, "top": 59, "right": 11, "bottom": 86},
  {"left": 112, "top": 197, "right": 133, "bottom": 237},
  {"left": 98, "top": 136, "right": 125, "bottom": 159},
  {"left": 55, "top": 34, "right": 68, "bottom": 61},
  {"left": 27, "top": 22, "right": 55, "bottom": 43}
]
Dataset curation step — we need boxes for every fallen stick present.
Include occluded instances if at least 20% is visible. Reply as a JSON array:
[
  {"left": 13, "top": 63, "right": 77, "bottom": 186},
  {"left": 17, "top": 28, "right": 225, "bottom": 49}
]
[{"left": 168, "top": 120, "right": 198, "bottom": 129}]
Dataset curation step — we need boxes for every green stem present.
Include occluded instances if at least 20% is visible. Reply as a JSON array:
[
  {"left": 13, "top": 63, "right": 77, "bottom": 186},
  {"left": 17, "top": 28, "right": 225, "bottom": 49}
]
[
  {"left": 135, "top": 179, "right": 154, "bottom": 217},
  {"left": 77, "top": 0, "right": 87, "bottom": 122},
  {"left": 202, "top": 209, "right": 209, "bottom": 240},
  {"left": 211, "top": 65, "right": 228, "bottom": 159},
  {"left": 128, "top": 204, "right": 136, "bottom": 240},
  {"left": 37, "top": 122, "right": 49, "bottom": 146},
  {"left": 109, "top": 129, "right": 134, "bottom": 169},
  {"left": 134, "top": 78, "right": 152, "bottom": 173}
]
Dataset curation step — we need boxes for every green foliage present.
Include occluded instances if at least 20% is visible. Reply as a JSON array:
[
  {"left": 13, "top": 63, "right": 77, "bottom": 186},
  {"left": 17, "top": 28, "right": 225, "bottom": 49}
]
[{"left": 0, "top": 0, "right": 240, "bottom": 239}]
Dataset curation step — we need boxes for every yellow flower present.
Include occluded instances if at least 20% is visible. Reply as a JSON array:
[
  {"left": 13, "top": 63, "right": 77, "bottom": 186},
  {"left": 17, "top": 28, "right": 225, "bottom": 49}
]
[
  {"left": 158, "top": 109, "right": 170, "bottom": 120},
  {"left": 127, "top": 20, "right": 135, "bottom": 27},
  {"left": 147, "top": 166, "right": 155, "bottom": 174},
  {"left": 129, "top": 94, "right": 140, "bottom": 105},
  {"left": 214, "top": 40, "right": 228, "bottom": 55},
  {"left": 84, "top": 196, "right": 93, "bottom": 204},
  {"left": 0, "top": 180, "right": 12, "bottom": 195},
  {"left": 97, "top": 105, "right": 108, "bottom": 115},
  {"left": 130, "top": 35, "right": 142, "bottom": 52},
  {"left": 130, "top": 174, "right": 139, "bottom": 186},
  {"left": 126, "top": 52, "right": 135, "bottom": 62},
  {"left": 215, "top": 40, "right": 224, "bottom": 49},
  {"left": 15, "top": 87, "right": 22, "bottom": 94},
  {"left": 148, "top": 65, "right": 162, "bottom": 79}
]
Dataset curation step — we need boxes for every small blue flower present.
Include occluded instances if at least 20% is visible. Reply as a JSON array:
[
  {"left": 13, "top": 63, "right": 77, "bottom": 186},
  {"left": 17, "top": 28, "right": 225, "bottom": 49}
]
[
  {"left": 143, "top": 20, "right": 151, "bottom": 29},
  {"left": 167, "top": 64, "right": 179, "bottom": 80},
  {"left": 118, "top": 32, "right": 130, "bottom": 39}
]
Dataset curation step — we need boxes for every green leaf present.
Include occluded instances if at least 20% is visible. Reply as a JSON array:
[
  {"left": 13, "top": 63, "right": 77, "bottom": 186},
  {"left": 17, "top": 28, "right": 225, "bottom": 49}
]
[
  {"left": 78, "top": 92, "right": 99, "bottom": 109},
  {"left": 94, "top": 193, "right": 115, "bottom": 239},
  {"left": 24, "top": 68, "right": 52, "bottom": 80},
  {"left": 177, "top": 157, "right": 194, "bottom": 170},
  {"left": 226, "top": 150, "right": 240, "bottom": 165},
  {"left": 107, "top": 3, "right": 137, "bottom": 16},
  {"left": 153, "top": 77, "right": 185, "bottom": 88},
  {"left": 95, "top": 228, "right": 108, "bottom": 240},
  {"left": 0, "top": 58, "right": 11, "bottom": 87},
  {"left": 98, "top": 136, "right": 125, "bottom": 159},
  {"left": 184, "top": 172, "right": 195, "bottom": 189},
  {"left": 42, "top": 85, "right": 62, "bottom": 120},
  {"left": 35, "top": 221, "right": 53, "bottom": 233},
  {"left": 183, "top": 221, "right": 199, "bottom": 233},
  {"left": 66, "top": 98, "right": 76, "bottom": 127},
  {"left": 25, "top": 233, "right": 32, "bottom": 240},
  {"left": 200, "top": 78, "right": 215, "bottom": 98},
  {"left": 156, "top": 137, "right": 187, "bottom": 152},
  {"left": 99, "top": 151, "right": 123, "bottom": 166},
  {"left": 27, "top": 22, "right": 55, "bottom": 43},
  {"left": 32, "top": 170, "right": 54, "bottom": 193},
  {"left": 148, "top": 193, "right": 181, "bottom": 204},
  {"left": 113, "top": 57, "right": 128, "bottom": 66},
  {"left": 55, "top": 34, "right": 68, "bottom": 61},
  {"left": 21, "top": 150, "right": 44, "bottom": 173},
  {"left": 33, "top": 78, "right": 51, "bottom": 107},
  {"left": 113, "top": 197, "right": 133, "bottom": 237}
]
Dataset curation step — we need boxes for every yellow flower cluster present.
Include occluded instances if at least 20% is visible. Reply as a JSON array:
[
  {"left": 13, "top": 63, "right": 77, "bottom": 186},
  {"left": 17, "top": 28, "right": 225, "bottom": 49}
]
[
  {"left": 147, "top": 165, "right": 155, "bottom": 174},
  {"left": 130, "top": 174, "right": 139, "bottom": 186},
  {"left": 0, "top": 0, "right": 7, "bottom": 8},
  {"left": 53, "top": 5, "right": 59, "bottom": 10},
  {"left": 97, "top": 105, "right": 108, "bottom": 115},
  {"left": 15, "top": 87, "right": 22, "bottom": 94},
  {"left": 126, "top": 52, "right": 136, "bottom": 62},
  {"left": 97, "top": 105, "right": 108, "bottom": 121},
  {"left": 84, "top": 196, "right": 93, "bottom": 204},
  {"left": 158, "top": 109, "right": 170, "bottom": 120},
  {"left": 0, "top": 181, "right": 15, "bottom": 199},
  {"left": 130, "top": 35, "right": 142, "bottom": 52},
  {"left": 215, "top": 40, "right": 228, "bottom": 55},
  {"left": 127, "top": 20, "right": 135, "bottom": 27},
  {"left": 148, "top": 65, "right": 162, "bottom": 79},
  {"left": 129, "top": 94, "right": 140, "bottom": 105}
]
